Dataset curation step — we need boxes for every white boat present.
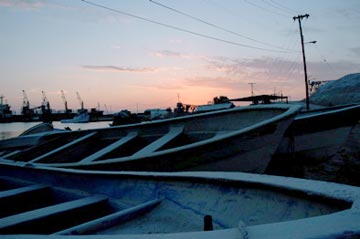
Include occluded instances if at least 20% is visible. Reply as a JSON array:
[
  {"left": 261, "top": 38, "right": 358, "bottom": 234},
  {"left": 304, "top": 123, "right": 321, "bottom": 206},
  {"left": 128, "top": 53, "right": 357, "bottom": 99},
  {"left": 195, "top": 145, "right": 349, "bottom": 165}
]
[
  {"left": 0, "top": 162, "right": 359, "bottom": 238},
  {"left": 60, "top": 112, "right": 90, "bottom": 123},
  {"left": 0, "top": 104, "right": 301, "bottom": 173},
  {"left": 195, "top": 102, "right": 234, "bottom": 113},
  {"left": 275, "top": 104, "right": 360, "bottom": 159}
]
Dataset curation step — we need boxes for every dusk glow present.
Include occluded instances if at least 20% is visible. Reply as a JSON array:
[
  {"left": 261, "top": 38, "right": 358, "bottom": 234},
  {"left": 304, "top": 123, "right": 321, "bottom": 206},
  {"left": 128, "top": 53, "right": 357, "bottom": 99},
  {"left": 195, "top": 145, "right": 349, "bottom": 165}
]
[{"left": 1, "top": 0, "right": 359, "bottom": 113}]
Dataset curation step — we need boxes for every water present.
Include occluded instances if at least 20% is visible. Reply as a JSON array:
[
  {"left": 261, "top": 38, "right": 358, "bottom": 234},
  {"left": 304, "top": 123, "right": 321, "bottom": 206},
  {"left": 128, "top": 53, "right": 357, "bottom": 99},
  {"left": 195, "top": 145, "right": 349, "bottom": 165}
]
[{"left": 0, "top": 121, "right": 111, "bottom": 140}]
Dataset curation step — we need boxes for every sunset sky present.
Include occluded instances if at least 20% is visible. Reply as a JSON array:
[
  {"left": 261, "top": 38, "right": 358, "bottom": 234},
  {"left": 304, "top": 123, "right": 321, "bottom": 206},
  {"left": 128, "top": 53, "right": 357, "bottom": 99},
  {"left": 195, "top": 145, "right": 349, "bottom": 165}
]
[{"left": 1, "top": 0, "right": 359, "bottom": 114}]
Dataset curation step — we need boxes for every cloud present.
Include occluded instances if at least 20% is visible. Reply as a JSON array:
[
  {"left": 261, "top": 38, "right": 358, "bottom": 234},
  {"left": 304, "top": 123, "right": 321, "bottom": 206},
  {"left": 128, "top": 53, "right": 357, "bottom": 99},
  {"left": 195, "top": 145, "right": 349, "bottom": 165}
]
[
  {"left": 152, "top": 50, "right": 207, "bottom": 60},
  {"left": 135, "top": 83, "right": 184, "bottom": 90},
  {"left": 185, "top": 76, "right": 243, "bottom": 89},
  {"left": 0, "top": 0, "right": 45, "bottom": 10},
  {"left": 82, "top": 65, "right": 160, "bottom": 73},
  {"left": 82, "top": 65, "right": 183, "bottom": 73}
]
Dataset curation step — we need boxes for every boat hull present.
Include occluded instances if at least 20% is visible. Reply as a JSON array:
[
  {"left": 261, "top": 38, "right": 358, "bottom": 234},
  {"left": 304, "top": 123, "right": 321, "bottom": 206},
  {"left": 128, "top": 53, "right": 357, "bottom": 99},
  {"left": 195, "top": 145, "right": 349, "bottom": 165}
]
[
  {"left": 76, "top": 115, "right": 294, "bottom": 173},
  {"left": 0, "top": 163, "right": 359, "bottom": 238},
  {"left": 0, "top": 105, "right": 301, "bottom": 173},
  {"left": 275, "top": 104, "right": 360, "bottom": 159}
]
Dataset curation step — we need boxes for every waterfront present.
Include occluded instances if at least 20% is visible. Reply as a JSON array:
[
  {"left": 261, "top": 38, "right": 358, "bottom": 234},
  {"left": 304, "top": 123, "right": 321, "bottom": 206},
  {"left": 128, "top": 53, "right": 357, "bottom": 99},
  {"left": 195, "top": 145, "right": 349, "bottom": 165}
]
[{"left": 0, "top": 121, "right": 111, "bottom": 140}]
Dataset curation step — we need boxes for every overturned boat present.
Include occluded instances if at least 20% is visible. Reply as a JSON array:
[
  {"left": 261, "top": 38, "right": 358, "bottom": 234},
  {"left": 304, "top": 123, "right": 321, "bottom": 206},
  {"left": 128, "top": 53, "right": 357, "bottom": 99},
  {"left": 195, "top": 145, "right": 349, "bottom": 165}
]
[
  {"left": 0, "top": 104, "right": 301, "bottom": 173},
  {"left": 0, "top": 162, "right": 359, "bottom": 238}
]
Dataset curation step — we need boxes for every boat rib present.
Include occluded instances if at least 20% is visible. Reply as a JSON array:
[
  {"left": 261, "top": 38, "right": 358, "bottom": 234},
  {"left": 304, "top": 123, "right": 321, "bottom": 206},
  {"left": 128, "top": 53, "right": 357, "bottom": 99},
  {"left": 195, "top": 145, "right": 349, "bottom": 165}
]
[
  {"left": 80, "top": 131, "right": 138, "bottom": 163},
  {"left": 0, "top": 195, "right": 108, "bottom": 234},
  {"left": 28, "top": 132, "right": 98, "bottom": 163},
  {"left": 53, "top": 198, "right": 162, "bottom": 235},
  {"left": 132, "top": 125, "right": 184, "bottom": 157}
]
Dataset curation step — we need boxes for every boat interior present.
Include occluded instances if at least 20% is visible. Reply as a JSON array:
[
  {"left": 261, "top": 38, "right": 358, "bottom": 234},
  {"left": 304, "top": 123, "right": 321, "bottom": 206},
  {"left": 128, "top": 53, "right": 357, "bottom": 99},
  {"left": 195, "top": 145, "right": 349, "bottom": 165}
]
[{"left": 0, "top": 107, "right": 287, "bottom": 166}]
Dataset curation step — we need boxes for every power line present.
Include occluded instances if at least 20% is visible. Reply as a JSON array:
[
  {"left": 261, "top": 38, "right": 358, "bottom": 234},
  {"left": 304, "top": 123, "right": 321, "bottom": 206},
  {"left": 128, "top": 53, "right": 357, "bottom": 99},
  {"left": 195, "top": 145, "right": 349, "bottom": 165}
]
[
  {"left": 261, "top": 0, "right": 297, "bottom": 15},
  {"left": 268, "top": 0, "right": 299, "bottom": 15},
  {"left": 81, "top": 0, "right": 296, "bottom": 53},
  {"left": 243, "top": 0, "right": 292, "bottom": 18},
  {"left": 149, "top": 0, "right": 297, "bottom": 52}
]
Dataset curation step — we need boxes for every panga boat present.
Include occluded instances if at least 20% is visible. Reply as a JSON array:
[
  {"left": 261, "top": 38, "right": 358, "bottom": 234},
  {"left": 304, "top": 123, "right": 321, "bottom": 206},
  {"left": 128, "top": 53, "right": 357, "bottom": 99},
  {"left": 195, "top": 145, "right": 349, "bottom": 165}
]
[
  {"left": 275, "top": 103, "right": 360, "bottom": 159},
  {"left": 0, "top": 104, "right": 301, "bottom": 173},
  {"left": 0, "top": 162, "right": 359, "bottom": 238}
]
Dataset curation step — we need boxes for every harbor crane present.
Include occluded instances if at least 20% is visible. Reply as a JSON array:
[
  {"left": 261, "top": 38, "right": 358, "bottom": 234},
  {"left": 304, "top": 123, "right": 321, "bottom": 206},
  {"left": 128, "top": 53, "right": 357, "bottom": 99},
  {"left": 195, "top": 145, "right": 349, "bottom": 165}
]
[
  {"left": 22, "top": 90, "right": 30, "bottom": 109},
  {"left": 41, "top": 91, "right": 51, "bottom": 111},
  {"left": 61, "top": 90, "right": 70, "bottom": 113},
  {"left": 76, "top": 92, "right": 85, "bottom": 113},
  {"left": 21, "top": 90, "right": 31, "bottom": 115}
]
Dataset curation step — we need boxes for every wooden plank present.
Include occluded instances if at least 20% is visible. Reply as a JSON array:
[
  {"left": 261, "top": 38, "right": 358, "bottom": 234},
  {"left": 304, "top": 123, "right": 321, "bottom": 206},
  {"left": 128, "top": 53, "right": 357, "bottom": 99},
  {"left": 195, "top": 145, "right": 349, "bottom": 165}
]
[
  {"left": 0, "top": 195, "right": 108, "bottom": 231},
  {"left": 54, "top": 198, "right": 162, "bottom": 235},
  {"left": 133, "top": 126, "right": 184, "bottom": 157},
  {"left": 28, "top": 132, "right": 97, "bottom": 163},
  {"left": 80, "top": 131, "right": 138, "bottom": 163}
]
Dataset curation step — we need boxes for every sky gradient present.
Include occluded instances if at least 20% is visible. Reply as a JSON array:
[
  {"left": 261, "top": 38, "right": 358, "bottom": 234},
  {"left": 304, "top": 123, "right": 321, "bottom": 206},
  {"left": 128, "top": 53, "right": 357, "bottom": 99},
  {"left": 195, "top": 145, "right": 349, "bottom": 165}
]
[{"left": 1, "top": 0, "right": 360, "bottom": 114}]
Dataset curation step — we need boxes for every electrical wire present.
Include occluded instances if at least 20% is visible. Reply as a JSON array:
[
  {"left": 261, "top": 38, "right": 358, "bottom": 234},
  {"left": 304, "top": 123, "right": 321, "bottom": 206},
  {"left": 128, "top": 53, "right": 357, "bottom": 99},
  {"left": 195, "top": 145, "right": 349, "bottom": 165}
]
[
  {"left": 268, "top": 0, "right": 299, "bottom": 15},
  {"left": 243, "top": 0, "right": 292, "bottom": 18},
  {"left": 149, "top": 0, "right": 297, "bottom": 52},
  {"left": 261, "top": 0, "right": 297, "bottom": 16},
  {"left": 81, "top": 0, "right": 296, "bottom": 53}
]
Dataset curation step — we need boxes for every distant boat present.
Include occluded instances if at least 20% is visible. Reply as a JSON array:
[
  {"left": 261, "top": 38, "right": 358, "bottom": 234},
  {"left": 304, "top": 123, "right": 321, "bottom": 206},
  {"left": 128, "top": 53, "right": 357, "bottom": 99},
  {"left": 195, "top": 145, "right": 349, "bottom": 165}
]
[
  {"left": 60, "top": 112, "right": 90, "bottom": 123},
  {"left": 0, "top": 162, "right": 359, "bottom": 238},
  {"left": 275, "top": 103, "right": 360, "bottom": 159},
  {"left": 195, "top": 102, "right": 234, "bottom": 113},
  {"left": 0, "top": 104, "right": 300, "bottom": 173}
]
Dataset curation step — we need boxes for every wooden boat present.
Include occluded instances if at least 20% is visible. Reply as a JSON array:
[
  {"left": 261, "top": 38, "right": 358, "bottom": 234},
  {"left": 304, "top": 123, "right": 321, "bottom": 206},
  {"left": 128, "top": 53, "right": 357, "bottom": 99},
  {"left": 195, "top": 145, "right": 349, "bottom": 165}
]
[
  {"left": 0, "top": 162, "right": 359, "bottom": 238},
  {"left": 274, "top": 103, "right": 360, "bottom": 159},
  {"left": 0, "top": 104, "right": 301, "bottom": 173},
  {"left": 18, "top": 122, "right": 54, "bottom": 136}
]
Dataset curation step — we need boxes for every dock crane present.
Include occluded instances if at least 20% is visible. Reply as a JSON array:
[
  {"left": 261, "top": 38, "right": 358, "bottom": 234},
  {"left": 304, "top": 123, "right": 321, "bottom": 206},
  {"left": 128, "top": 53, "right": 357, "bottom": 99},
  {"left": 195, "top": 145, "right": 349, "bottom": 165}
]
[
  {"left": 40, "top": 90, "right": 52, "bottom": 122},
  {"left": 41, "top": 91, "right": 51, "bottom": 111},
  {"left": 76, "top": 92, "right": 85, "bottom": 113},
  {"left": 104, "top": 104, "right": 109, "bottom": 115},
  {"left": 21, "top": 90, "right": 31, "bottom": 115},
  {"left": 61, "top": 90, "right": 71, "bottom": 113}
]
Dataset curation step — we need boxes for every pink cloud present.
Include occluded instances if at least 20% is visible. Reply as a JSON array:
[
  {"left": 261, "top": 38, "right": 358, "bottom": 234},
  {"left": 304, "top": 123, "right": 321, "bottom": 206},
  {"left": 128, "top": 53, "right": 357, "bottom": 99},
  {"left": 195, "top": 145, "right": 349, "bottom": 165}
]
[{"left": 82, "top": 65, "right": 160, "bottom": 73}]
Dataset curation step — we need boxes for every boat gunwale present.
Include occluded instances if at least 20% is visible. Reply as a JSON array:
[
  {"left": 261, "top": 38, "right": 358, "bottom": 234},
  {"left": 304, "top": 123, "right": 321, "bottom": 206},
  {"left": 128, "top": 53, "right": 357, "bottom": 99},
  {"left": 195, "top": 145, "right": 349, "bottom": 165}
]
[
  {"left": 295, "top": 103, "right": 360, "bottom": 120},
  {"left": 0, "top": 163, "right": 359, "bottom": 239},
  {"left": 1, "top": 161, "right": 358, "bottom": 207},
  {"left": 32, "top": 104, "right": 302, "bottom": 168}
]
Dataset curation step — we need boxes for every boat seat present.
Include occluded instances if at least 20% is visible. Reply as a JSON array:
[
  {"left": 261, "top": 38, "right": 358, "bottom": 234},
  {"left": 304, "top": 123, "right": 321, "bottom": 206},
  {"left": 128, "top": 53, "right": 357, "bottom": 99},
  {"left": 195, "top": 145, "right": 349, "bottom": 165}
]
[
  {"left": 0, "top": 195, "right": 108, "bottom": 234},
  {"left": 54, "top": 198, "right": 162, "bottom": 235},
  {"left": 28, "top": 132, "right": 98, "bottom": 163},
  {"left": 0, "top": 184, "right": 49, "bottom": 201},
  {"left": 133, "top": 126, "right": 184, "bottom": 157},
  {"left": 0, "top": 150, "right": 22, "bottom": 159},
  {"left": 80, "top": 131, "right": 138, "bottom": 163},
  {"left": 0, "top": 184, "right": 51, "bottom": 217}
]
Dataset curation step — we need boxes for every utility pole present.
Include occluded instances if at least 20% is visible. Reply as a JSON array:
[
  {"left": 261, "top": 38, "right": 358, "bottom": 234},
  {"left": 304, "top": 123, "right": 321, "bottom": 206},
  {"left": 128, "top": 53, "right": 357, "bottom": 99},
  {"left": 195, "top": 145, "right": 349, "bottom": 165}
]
[
  {"left": 293, "top": 14, "right": 310, "bottom": 110},
  {"left": 248, "top": 83, "right": 256, "bottom": 97}
]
